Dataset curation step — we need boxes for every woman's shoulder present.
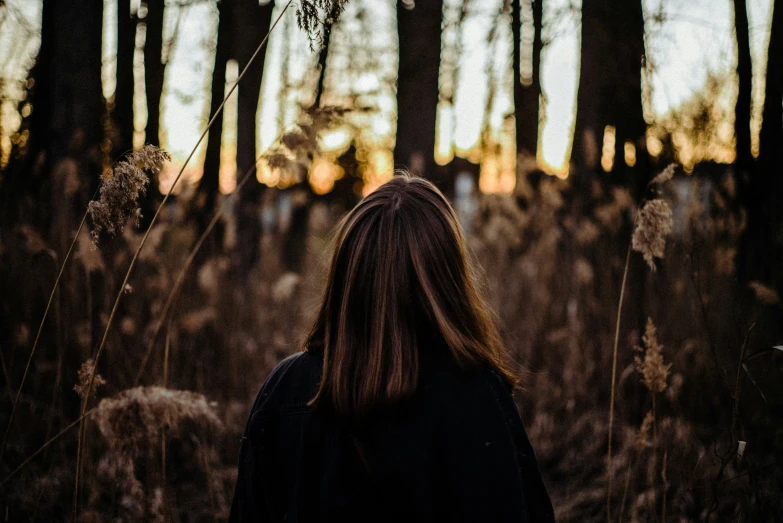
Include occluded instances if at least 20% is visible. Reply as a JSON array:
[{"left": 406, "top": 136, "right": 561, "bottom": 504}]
[
  {"left": 424, "top": 361, "right": 515, "bottom": 414},
  {"left": 248, "top": 351, "right": 322, "bottom": 420}
]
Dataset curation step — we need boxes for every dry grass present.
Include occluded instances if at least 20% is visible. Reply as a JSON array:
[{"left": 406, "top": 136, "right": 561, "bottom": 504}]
[{"left": 1, "top": 161, "right": 781, "bottom": 521}]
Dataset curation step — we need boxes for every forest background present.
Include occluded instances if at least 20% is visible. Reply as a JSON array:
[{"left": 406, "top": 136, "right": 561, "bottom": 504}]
[{"left": 0, "top": 0, "right": 782, "bottom": 521}]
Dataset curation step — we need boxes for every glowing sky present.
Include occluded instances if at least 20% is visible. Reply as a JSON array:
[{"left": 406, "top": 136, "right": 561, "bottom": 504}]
[{"left": 0, "top": 0, "right": 775, "bottom": 192}]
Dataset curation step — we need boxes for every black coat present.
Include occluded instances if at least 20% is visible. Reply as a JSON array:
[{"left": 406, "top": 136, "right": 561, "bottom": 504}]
[{"left": 229, "top": 351, "right": 555, "bottom": 522}]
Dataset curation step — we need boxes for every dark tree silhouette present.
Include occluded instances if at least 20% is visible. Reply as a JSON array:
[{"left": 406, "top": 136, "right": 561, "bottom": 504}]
[
  {"left": 395, "top": 0, "right": 443, "bottom": 180},
  {"left": 742, "top": 0, "right": 783, "bottom": 287},
  {"left": 143, "top": 0, "right": 165, "bottom": 147},
  {"left": 235, "top": 0, "right": 275, "bottom": 203},
  {"left": 199, "top": 0, "right": 234, "bottom": 213},
  {"left": 234, "top": 0, "right": 275, "bottom": 273},
  {"left": 571, "top": 0, "right": 649, "bottom": 198},
  {"left": 29, "top": 0, "right": 104, "bottom": 249},
  {"left": 734, "top": 0, "right": 753, "bottom": 176},
  {"left": 196, "top": 0, "right": 275, "bottom": 270},
  {"left": 31, "top": 0, "right": 104, "bottom": 166},
  {"left": 512, "top": 0, "right": 543, "bottom": 163},
  {"left": 313, "top": 1, "right": 342, "bottom": 108},
  {"left": 758, "top": 0, "right": 782, "bottom": 171},
  {"left": 571, "top": 0, "right": 604, "bottom": 174},
  {"left": 114, "top": 0, "right": 136, "bottom": 157}
]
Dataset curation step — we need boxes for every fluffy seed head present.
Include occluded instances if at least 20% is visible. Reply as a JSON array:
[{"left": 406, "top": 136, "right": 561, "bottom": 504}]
[
  {"left": 635, "top": 410, "right": 655, "bottom": 451},
  {"left": 651, "top": 163, "right": 677, "bottom": 185},
  {"left": 632, "top": 199, "right": 673, "bottom": 271},
  {"left": 94, "top": 386, "right": 222, "bottom": 458},
  {"left": 634, "top": 317, "right": 672, "bottom": 394},
  {"left": 74, "top": 358, "right": 106, "bottom": 399},
  {"left": 88, "top": 145, "right": 170, "bottom": 246}
]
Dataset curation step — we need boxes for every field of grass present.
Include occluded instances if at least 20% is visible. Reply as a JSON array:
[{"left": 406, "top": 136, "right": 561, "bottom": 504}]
[{"left": 1, "top": 161, "right": 781, "bottom": 521}]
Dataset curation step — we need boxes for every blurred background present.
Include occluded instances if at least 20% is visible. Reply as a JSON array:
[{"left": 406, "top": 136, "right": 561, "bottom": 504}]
[{"left": 0, "top": 0, "right": 782, "bottom": 521}]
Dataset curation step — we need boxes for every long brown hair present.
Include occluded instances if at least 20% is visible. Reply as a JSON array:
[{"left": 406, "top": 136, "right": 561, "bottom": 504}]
[{"left": 305, "top": 173, "right": 516, "bottom": 417}]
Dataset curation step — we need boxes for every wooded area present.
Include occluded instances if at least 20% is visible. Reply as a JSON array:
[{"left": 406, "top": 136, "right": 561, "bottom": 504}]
[{"left": 0, "top": 0, "right": 782, "bottom": 520}]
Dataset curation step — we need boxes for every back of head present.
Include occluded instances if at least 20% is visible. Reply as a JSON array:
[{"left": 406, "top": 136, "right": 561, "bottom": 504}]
[{"left": 306, "top": 173, "right": 515, "bottom": 418}]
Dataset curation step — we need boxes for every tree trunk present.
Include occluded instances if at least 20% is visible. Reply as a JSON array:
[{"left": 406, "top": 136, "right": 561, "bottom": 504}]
[
  {"left": 199, "top": 0, "right": 234, "bottom": 213},
  {"left": 741, "top": 0, "right": 783, "bottom": 287},
  {"left": 609, "top": 0, "right": 649, "bottom": 199},
  {"left": 234, "top": 0, "right": 274, "bottom": 203},
  {"left": 734, "top": 0, "right": 753, "bottom": 176},
  {"left": 114, "top": 0, "right": 136, "bottom": 157},
  {"left": 42, "top": 0, "right": 104, "bottom": 164},
  {"left": 233, "top": 0, "right": 275, "bottom": 273},
  {"left": 313, "top": 2, "right": 341, "bottom": 108},
  {"left": 571, "top": 0, "right": 649, "bottom": 198},
  {"left": 143, "top": 0, "right": 165, "bottom": 147},
  {"left": 514, "top": 0, "right": 543, "bottom": 164},
  {"left": 758, "top": 0, "right": 782, "bottom": 172},
  {"left": 571, "top": 0, "right": 605, "bottom": 174},
  {"left": 395, "top": 0, "right": 443, "bottom": 181},
  {"left": 44, "top": 0, "right": 105, "bottom": 249}
]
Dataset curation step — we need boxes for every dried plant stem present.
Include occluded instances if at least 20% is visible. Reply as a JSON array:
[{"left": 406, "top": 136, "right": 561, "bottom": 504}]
[
  {"left": 650, "top": 394, "right": 658, "bottom": 520},
  {"left": 161, "top": 323, "right": 171, "bottom": 496},
  {"left": 619, "top": 453, "right": 636, "bottom": 523},
  {"left": 133, "top": 155, "right": 261, "bottom": 386},
  {"left": 72, "top": 4, "right": 292, "bottom": 518},
  {"left": 661, "top": 450, "right": 668, "bottom": 523},
  {"left": 0, "top": 208, "right": 90, "bottom": 466},
  {"left": 161, "top": 428, "right": 167, "bottom": 495},
  {"left": 1, "top": 408, "right": 96, "bottom": 486},
  {"left": 732, "top": 324, "right": 754, "bottom": 438},
  {"left": 607, "top": 245, "right": 631, "bottom": 522}
]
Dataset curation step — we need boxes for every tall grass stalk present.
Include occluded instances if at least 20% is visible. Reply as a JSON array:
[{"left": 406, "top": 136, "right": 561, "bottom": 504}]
[
  {"left": 133, "top": 156, "right": 262, "bottom": 386},
  {"left": 607, "top": 245, "right": 631, "bottom": 522},
  {"left": 72, "top": 3, "right": 292, "bottom": 518},
  {"left": 606, "top": 166, "right": 675, "bottom": 521},
  {"left": 619, "top": 453, "right": 635, "bottom": 522},
  {"left": 0, "top": 206, "right": 92, "bottom": 466}
]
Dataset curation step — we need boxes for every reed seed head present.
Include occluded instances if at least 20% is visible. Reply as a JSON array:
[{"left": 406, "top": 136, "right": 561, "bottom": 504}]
[
  {"left": 88, "top": 145, "right": 170, "bottom": 246},
  {"left": 74, "top": 358, "right": 106, "bottom": 399},
  {"left": 635, "top": 410, "right": 655, "bottom": 451},
  {"left": 634, "top": 317, "right": 671, "bottom": 394},
  {"left": 651, "top": 163, "right": 676, "bottom": 185},
  {"left": 632, "top": 199, "right": 673, "bottom": 271}
]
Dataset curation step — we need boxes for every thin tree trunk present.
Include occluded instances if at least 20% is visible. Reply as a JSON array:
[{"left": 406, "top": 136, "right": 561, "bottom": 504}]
[
  {"left": 234, "top": 0, "right": 275, "bottom": 272},
  {"left": 512, "top": 0, "right": 523, "bottom": 152},
  {"left": 235, "top": 0, "right": 274, "bottom": 203},
  {"left": 114, "top": 0, "right": 136, "bottom": 157},
  {"left": 144, "top": 0, "right": 165, "bottom": 147},
  {"left": 140, "top": 0, "right": 165, "bottom": 224},
  {"left": 395, "top": 0, "right": 443, "bottom": 180},
  {"left": 514, "top": 0, "right": 542, "bottom": 163},
  {"left": 571, "top": 0, "right": 604, "bottom": 174},
  {"left": 733, "top": 0, "right": 753, "bottom": 176},
  {"left": 610, "top": 0, "right": 649, "bottom": 199},
  {"left": 199, "top": 0, "right": 234, "bottom": 213},
  {"left": 741, "top": 0, "right": 783, "bottom": 287},
  {"left": 313, "top": 2, "right": 341, "bottom": 109},
  {"left": 758, "top": 0, "right": 782, "bottom": 172}
]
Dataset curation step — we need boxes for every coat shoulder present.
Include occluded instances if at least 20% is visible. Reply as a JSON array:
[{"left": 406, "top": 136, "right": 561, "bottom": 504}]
[{"left": 248, "top": 351, "right": 321, "bottom": 422}]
